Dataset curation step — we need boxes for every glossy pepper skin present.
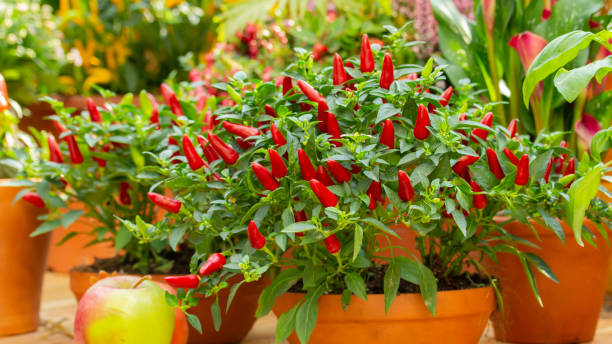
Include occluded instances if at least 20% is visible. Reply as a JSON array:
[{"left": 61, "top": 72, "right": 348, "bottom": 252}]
[
  {"left": 248, "top": 221, "right": 266, "bottom": 249},
  {"left": 470, "top": 181, "right": 487, "bottom": 209},
  {"left": 252, "top": 162, "right": 279, "bottom": 191},
  {"left": 160, "top": 83, "right": 184, "bottom": 117},
  {"left": 368, "top": 193, "right": 377, "bottom": 210},
  {"left": 66, "top": 136, "right": 84, "bottom": 164},
  {"left": 294, "top": 210, "right": 307, "bottom": 237},
  {"left": 471, "top": 112, "right": 494, "bottom": 142},
  {"left": 360, "top": 34, "right": 375, "bottom": 73},
  {"left": 368, "top": 180, "right": 382, "bottom": 201},
  {"left": 563, "top": 157, "right": 575, "bottom": 176},
  {"left": 543, "top": 157, "right": 554, "bottom": 183},
  {"left": 182, "top": 135, "right": 205, "bottom": 171},
  {"left": 452, "top": 155, "right": 479, "bottom": 180},
  {"left": 270, "top": 123, "right": 287, "bottom": 147},
  {"left": 164, "top": 275, "right": 199, "bottom": 289},
  {"left": 316, "top": 165, "right": 335, "bottom": 186},
  {"left": 207, "top": 132, "right": 239, "bottom": 165},
  {"left": 326, "top": 160, "right": 351, "bottom": 183},
  {"left": 22, "top": 192, "right": 45, "bottom": 208},
  {"left": 333, "top": 53, "right": 349, "bottom": 86},
  {"left": 196, "top": 135, "right": 220, "bottom": 163},
  {"left": 86, "top": 98, "right": 102, "bottom": 123},
  {"left": 268, "top": 148, "right": 287, "bottom": 178},
  {"left": 507, "top": 119, "right": 518, "bottom": 138},
  {"left": 282, "top": 76, "right": 293, "bottom": 96},
  {"left": 379, "top": 53, "right": 394, "bottom": 89},
  {"left": 298, "top": 148, "right": 316, "bottom": 180},
  {"left": 380, "top": 119, "right": 395, "bottom": 149},
  {"left": 515, "top": 154, "right": 530, "bottom": 186},
  {"left": 199, "top": 253, "right": 226, "bottom": 276},
  {"left": 324, "top": 234, "right": 341, "bottom": 254},
  {"left": 297, "top": 80, "right": 323, "bottom": 103},
  {"left": 48, "top": 136, "right": 64, "bottom": 163},
  {"left": 264, "top": 104, "right": 277, "bottom": 118},
  {"left": 310, "top": 179, "right": 338, "bottom": 207},
  {"left": 119, "top": 182, "right": 131, "bottom": 205},
  {"left": 317, "top": 100, "right": 329, "bottom": 132},
  {"left": 223, "top": 122, "right": 260, "bottom": 139},
  {"left": 327, "top": 112, "right": 342, "bottom": 147},
  {"left": 146, "top": 93, "right": 159, "bottom": 125},
  {"left": 439, "top": 87, "right": 453, "bottom": 107},
  {"left": 0, "top": 73, "right": 9, "bottom": 111},
  {"left": 486, "top": 148, "right": 505, "bottom": 180},
  {"left": 414, "top": 104, "right": 431, "bottom": 140},
  {"left": 147, "top": 192, "right": 182, "bottom": 213},
  {"left": 504, "top": 147, "right": 520, "bottom": 166},
  {"left": 398, "top": 170, "right": 415, "bottom": 202}
]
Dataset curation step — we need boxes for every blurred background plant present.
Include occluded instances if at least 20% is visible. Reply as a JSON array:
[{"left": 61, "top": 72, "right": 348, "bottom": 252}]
[{"left": 0, "top": 0, "right": 66, "bottom": 105}]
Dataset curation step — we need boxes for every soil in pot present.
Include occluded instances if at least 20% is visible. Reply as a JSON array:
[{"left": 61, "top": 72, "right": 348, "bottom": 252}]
[
  {"left": 69, "top": 252, "right": 268, "bottom": 344},
  {"left": 0, "top": 185, "right": 51, "bottom": 336},
  {"left": 485, "top": 219, "right": 611, "bottom": 343},
  {"left": 274, "top": 266, "right": 495, "bottom": 344}
]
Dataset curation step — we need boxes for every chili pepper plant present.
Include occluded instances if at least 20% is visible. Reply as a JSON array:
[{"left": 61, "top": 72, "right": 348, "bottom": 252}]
[
  {"left": 130, "top": 34, "right": 609, "bottom": 340},
  {"left": 11, "top": 84, "right": 208, "bottom": 274}
]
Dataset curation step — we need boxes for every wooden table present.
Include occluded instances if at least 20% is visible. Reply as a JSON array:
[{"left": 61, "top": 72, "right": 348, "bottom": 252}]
[{"left": 1, "top": 272, "right": 612, "bottom": 343}]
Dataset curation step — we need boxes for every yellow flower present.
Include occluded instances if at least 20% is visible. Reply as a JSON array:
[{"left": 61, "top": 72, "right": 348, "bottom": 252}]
[
  {"left": 165, "top": 0, "right": 185, "bottom": 8},
  {"left": 83, "top": 68, "right": 113, "bottom": 90},
  {"left": 74, "top": 40, "right": 101, "bottom": 68}
]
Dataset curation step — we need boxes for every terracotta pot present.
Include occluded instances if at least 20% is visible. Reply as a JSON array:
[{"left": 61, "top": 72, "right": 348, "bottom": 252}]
[
  {"left": 273, "top": 286, "right": 495, "bottom": 344},
  {"left": 0, "top": 183, "right": 51, "bottom": 335},
  {"left": 70, "top": 270, "right": 268, "bottom": 344},
  {"left": 602, "top": 149, "right": 612, "bottom": 293},
  {"left": 485, "top": 219, "right": 611, "bottom": 343}
]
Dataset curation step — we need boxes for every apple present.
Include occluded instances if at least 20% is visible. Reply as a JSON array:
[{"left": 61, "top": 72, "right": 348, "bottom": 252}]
[{"left": 74, "top": 275, "right": 188, "bottom": 344}]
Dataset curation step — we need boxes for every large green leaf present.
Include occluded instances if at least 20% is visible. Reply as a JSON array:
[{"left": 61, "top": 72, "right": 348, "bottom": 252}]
[
  {"left": 554, "top": 56, "right": 612, "bottom": 102},
  {"left": 567, "top": 164, "right": 603, "bottom": 246},
  {"left": 275, "top": 303, "right": 299, "bottom": 344},
  {"left": 295, "top": 284, "right": 325, "bottom": 344},
  {"left": 590, "top": 128, "right": 612, "bottom": 162},
  {"left": 383, "top": 260, "right": 401, "bottom": 314},
  {"left": 534, "top": 0, "right": 604, "bottom": 41},
  {"left": 523, "top": 31, "right": 594, "bottom": 107},
  {"left": 255, "top": 269, "right": 301, "bottom": 317}
]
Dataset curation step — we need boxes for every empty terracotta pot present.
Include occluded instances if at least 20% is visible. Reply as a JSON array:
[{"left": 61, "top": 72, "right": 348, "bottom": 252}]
[
  {"left": 0, "top": 183, "right": 50, "bottom": 335},
  {"left": 486, "top": 219, "right": 611, "bottom": 343},
  {"left": 70, "top": 270, "right": 268, "bottom": 344},
  {"left": 273, "top": 286, "right": 495, "bottom": 344}
]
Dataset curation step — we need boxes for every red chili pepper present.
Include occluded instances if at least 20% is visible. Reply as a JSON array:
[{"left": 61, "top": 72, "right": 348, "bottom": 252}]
[
  {"left": 164, "top": 274, "right": 199, "bottom": 289},
  {"left": 471, "top": 112, "right": 494, "bottom": 142},
  {"left": 294, "top": 210, "right": 307, "bottom": 237},
  {"left": 333, "top": 53, "right": 349, "bottom": 86},
  {"left": 507, "top": 119, "right": 518, "bottom": 138},
  {"left": 235, "top": 137, "right": 254, "bottom": 150},
  {"left": 324, "top": 234, "right": 341, "bottom": 254},
  {"left": 563, "top": 157, "right": 575, "bottom": 176},
  {"left": 0, "top": 73, "right": 9, "bottom": 111},
  {"left": 168, "top": 137, "right": 181, "bottom": 164},
  {"left": 92, "top": 144, "right": 111, "bottom": 168},
  {"left": 202, "top": 111, "right": 215, "bottom": 132},
  {"left": 252, "top": 162, "right": 279, "bottom": 191},
  {"left": 265, "top": 104, "right": 277, "bottom": 118},
  {"left": 161, "top": 83, "right": 173, "bottom": 105},
  {"left": 427, "top": 103, "right": 437, "bottom": 113},
  {"left": 351, "top": 164, "right": 362, "bottom": 174},
  {"left": 368, "top": 193, "right": 377, "bottom": 210},
  {"left": 270, "top": 123, "right": 287, "bottom": 147},
  {"left": 486, "top": 148, "right": 505, "bottom": 180},
  {"left": 398, "top": 170, "right": 415, "bottom": 202},
  {"left": 360, "top": 34, "right": 374, "bottom": 73},
  {"left": 297, "top": 80, "right": 323, "bottom": 103},
  {"left": 380, "top": 53, "right": 394, "bottom": 89},
  {"left": 326, "top": 160, "right": 351, "bottom": 183},
  {"left": 470, "top": 181, "right": 487, "bottom": 209},
  {"left": 317, "top": 100, "right": 329, "bottom": 132},
  {"left": 452, "top": 155, "right": 479, "bottom": 181},
  {"left": 199, "top": 253, "right": 226, "bottom": 276},
  {"left": 504, "top": 148, "right": 520, "bottom": 166},
  {"left": 515, "top": 154, "right": 530, "bottom": 186},
  {"left": 119, "top": 182, "right": 131, "bottom": 205},
  {"left": 380, "top": 119, "right": 395, "bottom": 149},
  {"left": 66, "top": 136, "right": 83, "bottom": 164},
  {"left": 310, "top": 179, "right": 338, "bottom": 207},
  {"left": 316, "top": 165, "right": 335, "bottom": 186},
  {"left": 300, "top": 103, "right": 313, "bottom": 112},
  {"left": 147, "top": 192, "right": 182, "bottom": 213},
  {"left": 160, "top": 83, "right": 184, "bottom": 117},
  {"left": 147, "top": 93, "right": 159, "bottom": 125},
  {"left": 248, "top": 220, "right": 266, "bottom": 249},
  {"left": 22, "top": 192, "right": 45, "bottom": 208},
  {"left": 267, "top": 148, "right": 287, "bottom": 179},
  {"left": 196, "top": 135, "right": 220, "bottom": 163},
  {"left": 47, "top": 136, "right": 64, "bottom": 163},
  {"left": 222, "top": 122, "right": 260, "bottom": 140},
  {"left": 414, "top": 104, "right": 431, "bottom": 140},
  {"left": 207, "top": 132, "right": 239, "bottom": 165},
  {"left": 457, "top": 113, "right": 468, "bottom": 142},
  {"left": 368, "top": 180, "right": 382, "bottom": 201},
  {"left": 543, "top": 156, "right": 554, "bottom": 183},
  {"left": 282, "top": 76, "right": 293, "bottom": 96},
  {"left": 327, "top": 112, "right": 342, "bottom": 147},
  {"left": 182, "top": 135, "right": 205, "bottom": 171},
  {"left": 298, "top": 148, "right": 316, "bottom": 181},
  {"left": 439, "top": 87, "right": 453, "bottom": 107},
  {"left": 86, "top": 98, "right": 101, "bottom": 123}
]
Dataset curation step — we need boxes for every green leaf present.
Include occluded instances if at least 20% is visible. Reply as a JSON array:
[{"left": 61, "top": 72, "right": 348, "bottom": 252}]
[
  {"left": 362, "top": 217, "right": 399, "bottom": 239},
  {"left": 383, "top": 260, "right": 401, "bottom": 313},
  {"left": 525, "top": 252, "right": 559, "bottom": 283},
  {"left": 139, "top": 90, "right": 153, "bottom": 117},
  {"left": 567, "top": 164, "right": 603, "bottom": 246},
  {"left": 554, "top": 56, "right": 612, "bottom": 102},
  {"left": 376, "top": 103, "right": 401, "bottom": 124},
  {"left": 164, "top": 291, "right": 179, "bottom": 307},
  {"left": 211, "top": 298, "right": 222, "bottom": 331},
  {"left": 344, "top": 273, "right": 367, "bottom": 301},
  {"left": 353, "top": 225, "right": 363, "bottom": 261},
  {"left": 130, "top": 145, "right": 145, "bottom": 169},
  {"left": 30, "top": 219, "right": 61, "bottom": 237},
  {"left": 523, "top": 30, "right": 594, "bottom": 106},
  {"left": 295, "top": 284, "right": 325, "bottom": 344},
  {"left": 226, "top": 280, "right": 245, "bottom": 313},
  {"left": 421, "top": 57, "right": 434, "bottom": 78},
  {"left": 276, "top": 303, "right": 299, "bottom": 344},
  {"left": 60, "top": 209, "right": 83, "bottom": 229},
  {"left": 186, "top": 312, "right": 202, "bottom": 334},
  {"left": 529, "top": 150, "right": 553, "bottom": 182},
  {"left": 418, "top": 263, "right": 438, "bottom": 315},
  {"left": 168, "top": 225, "right": 187, "bottom": 250},
  {"left": 115, "top": 226, "right": 132, "bottom": 253},
  {"left": 256, "top": 269, "right": 301, "bottom": 317},
  {"left": 537, "top": 208, "right": 565, "bottom": 243},
  {"left": 590, "top": 128, "right": 612, "bottom": 161},
  {"left": 341, "top": 289, "right": 352, "bottom": 310},
  {"left": 282, "top": 222, "right": 316, "bottom": 233}
]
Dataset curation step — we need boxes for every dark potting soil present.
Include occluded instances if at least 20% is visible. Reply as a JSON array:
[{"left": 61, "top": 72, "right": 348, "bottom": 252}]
[
  {"left": 71, "top": 248, "right": 193, "bottom": 275},
  {"left": 288, "top": 265, "right": 490, "bottom": 294}
]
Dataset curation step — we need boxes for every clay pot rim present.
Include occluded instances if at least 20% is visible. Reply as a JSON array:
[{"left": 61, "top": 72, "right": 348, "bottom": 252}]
[{"left": 278, "top": 285, "right": 495, "bottom": 321}]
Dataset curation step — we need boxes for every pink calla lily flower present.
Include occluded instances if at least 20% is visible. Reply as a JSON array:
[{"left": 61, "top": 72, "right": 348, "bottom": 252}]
[
  {"left": 483, "top": 0, "right": 495, "bottom": 35},
  {"left": 508, "top": 31, "right": 548, "bottom": 72},
  {"left": 541, "top": 0, "right": 558, "bottom": 21},
  {"left": 575, "top": 113, "right": 602, "bottom": 152}
]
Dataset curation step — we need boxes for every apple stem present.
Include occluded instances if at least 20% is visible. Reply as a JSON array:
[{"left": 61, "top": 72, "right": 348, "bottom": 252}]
[{"left": 131, "top": 275, "right": 152, "bottom": 289}]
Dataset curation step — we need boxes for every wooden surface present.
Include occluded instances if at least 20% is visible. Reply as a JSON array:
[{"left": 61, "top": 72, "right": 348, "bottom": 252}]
[{"left": 1, "top": 272, "right": 612, "bottom": 343}]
